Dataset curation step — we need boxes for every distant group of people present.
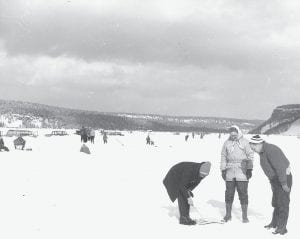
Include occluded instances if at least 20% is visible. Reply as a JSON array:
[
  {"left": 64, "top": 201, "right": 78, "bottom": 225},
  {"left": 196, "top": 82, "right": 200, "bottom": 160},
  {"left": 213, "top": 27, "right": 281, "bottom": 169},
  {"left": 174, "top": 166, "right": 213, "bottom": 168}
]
[
  {"left": 79, "top": 127, "right": 109, "bottom": 145},
  {"left": 80, "top": 127, "right": 96, "bottom": 143},
  {"left": 0, "top": 135, "right": 26, "bottom": 152},
  {"left": 185, "top": 132, "right": 223, "bottom": 141},
  {"left": 79, "top": 128, "right": 109, "bottom": 154},
  {"left": 184, "top": 132, "right": 208, "bottom": 141},
  {"left": 163, "top": 125, "right": 292, "bottom": 235}
]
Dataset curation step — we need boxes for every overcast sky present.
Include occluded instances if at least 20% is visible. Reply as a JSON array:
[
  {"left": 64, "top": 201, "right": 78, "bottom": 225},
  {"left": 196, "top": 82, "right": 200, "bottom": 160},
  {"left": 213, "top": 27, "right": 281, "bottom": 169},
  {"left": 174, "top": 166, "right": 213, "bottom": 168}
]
[{"left": 1, "top": 0, "right": 300, "bottom": 119}]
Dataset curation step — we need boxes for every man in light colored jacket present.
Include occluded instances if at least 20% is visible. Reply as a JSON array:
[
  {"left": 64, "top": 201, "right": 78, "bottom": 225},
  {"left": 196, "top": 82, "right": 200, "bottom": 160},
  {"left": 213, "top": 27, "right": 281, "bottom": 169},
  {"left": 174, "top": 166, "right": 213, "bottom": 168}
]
[{"left": 220, "top": 125, "right": 253, "bottom": 223}]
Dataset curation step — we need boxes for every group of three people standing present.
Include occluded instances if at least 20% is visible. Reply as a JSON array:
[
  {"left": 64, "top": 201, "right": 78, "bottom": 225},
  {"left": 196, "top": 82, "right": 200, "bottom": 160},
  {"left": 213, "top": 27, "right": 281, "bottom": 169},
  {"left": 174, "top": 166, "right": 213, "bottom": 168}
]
[{"left": 163, "top": 125, "right": 292, "bottom": 235}]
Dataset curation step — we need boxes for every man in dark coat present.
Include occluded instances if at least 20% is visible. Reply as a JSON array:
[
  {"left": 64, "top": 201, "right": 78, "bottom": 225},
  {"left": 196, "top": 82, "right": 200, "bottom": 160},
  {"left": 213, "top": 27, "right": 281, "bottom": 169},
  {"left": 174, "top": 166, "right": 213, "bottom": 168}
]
[
  {"left": 163, "top": 161, "right": 211, "bottom": 225},
  {"left": 249, "top": 135, "right": 292, "bottom": 235}
]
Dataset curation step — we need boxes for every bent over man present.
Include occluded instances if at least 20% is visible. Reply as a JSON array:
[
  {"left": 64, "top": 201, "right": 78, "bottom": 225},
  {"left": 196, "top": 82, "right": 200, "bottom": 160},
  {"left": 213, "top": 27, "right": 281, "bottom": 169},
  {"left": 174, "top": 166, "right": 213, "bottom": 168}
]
[{"left": 163, "top": 161, "right": 211, "bottom": 225}]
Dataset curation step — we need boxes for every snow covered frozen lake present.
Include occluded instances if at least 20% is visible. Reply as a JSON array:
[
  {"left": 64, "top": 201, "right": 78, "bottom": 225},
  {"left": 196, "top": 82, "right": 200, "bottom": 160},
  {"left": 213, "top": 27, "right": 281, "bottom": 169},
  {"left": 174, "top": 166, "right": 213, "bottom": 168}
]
[{"left": 0, "top": 130, "right": 298, "bottom": 238}]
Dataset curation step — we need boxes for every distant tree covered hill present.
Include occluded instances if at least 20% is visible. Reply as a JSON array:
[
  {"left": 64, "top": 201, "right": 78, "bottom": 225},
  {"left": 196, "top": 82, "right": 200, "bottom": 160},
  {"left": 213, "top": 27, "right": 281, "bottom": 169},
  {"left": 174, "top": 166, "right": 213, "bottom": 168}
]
[{"left": 0, "top": 99, "right": 262, "bottom": 132}]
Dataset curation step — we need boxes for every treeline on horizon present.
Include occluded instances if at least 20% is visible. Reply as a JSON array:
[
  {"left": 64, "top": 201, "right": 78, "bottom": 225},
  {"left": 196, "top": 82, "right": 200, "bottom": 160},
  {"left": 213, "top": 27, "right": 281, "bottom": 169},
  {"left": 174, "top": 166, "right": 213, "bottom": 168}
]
[{"left": 0, "top": 99, "right": 262, "bottom": 132}]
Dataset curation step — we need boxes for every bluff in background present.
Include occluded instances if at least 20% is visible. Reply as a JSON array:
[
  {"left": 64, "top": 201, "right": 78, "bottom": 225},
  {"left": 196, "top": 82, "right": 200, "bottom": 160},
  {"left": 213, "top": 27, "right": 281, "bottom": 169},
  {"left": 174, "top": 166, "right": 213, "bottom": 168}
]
[{"left": 251, "top": 104, "right": 300, "bottom": 135}]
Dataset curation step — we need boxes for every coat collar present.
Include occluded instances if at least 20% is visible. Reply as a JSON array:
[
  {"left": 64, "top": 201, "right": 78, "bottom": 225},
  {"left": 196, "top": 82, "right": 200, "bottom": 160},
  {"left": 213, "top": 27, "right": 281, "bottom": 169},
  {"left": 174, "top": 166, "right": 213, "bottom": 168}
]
[{"left": 259, "top": 142, "right": 267, "bottom": 154}]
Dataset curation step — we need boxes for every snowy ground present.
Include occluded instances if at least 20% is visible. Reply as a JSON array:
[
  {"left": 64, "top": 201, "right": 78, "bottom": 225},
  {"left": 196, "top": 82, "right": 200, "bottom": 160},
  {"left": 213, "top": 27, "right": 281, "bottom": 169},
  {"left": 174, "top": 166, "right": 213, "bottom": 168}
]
[{"left": 0, "top": 129, "right": 298, "bottom": 239}]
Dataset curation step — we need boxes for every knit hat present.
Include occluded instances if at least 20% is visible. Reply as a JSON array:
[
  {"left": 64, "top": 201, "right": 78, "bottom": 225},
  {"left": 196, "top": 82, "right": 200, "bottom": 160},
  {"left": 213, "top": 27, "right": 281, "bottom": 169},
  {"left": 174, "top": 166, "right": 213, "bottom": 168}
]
[
  {"left": 199, "top": 162, "right": 211, "bottom": 176},
  {"left": 249, "top": 135, "right": 264, "bottom": 144}
]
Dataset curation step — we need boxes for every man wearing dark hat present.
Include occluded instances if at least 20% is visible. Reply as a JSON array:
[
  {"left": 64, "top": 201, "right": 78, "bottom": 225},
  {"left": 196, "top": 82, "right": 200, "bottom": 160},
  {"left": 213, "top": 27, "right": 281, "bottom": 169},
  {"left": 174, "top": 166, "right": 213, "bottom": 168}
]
[
  {"left": 220, "top": 125, "right": 253, "bottom": 223},
  {"left": 163, "top": 161, "right": 211, "bottom": 225},
  {"left": 249, "top": 135, "right": 292, "bottom": 235}
]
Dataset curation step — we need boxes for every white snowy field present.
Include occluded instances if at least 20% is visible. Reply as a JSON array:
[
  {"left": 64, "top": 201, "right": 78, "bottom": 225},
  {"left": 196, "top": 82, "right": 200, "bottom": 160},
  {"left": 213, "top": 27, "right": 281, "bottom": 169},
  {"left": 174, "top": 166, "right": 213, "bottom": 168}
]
[{"left": 0, "top": 130, "right": 299, "bottom": 239}]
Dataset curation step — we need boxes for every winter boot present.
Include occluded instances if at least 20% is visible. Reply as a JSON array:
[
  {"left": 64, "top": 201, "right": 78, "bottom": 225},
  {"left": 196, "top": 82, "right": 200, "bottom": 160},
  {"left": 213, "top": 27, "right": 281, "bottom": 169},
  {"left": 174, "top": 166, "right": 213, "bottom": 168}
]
[
  {"left": 179, "top": 216, "right": 196, "bottom": 225},
  {"left": 264, "top": 208, "right": 278, "bottom": 229},
  {"left": 264, "top": 222, "right": 276, "bottom": 229},
  {"left": 272, "top": 228, "right": 288, "bottom": 235},
  {"left": 241, "top": 204, "right": 249, "bottom": 223},
  {"left": 223, "top": 203, "right": 232, "bottom": 222}
]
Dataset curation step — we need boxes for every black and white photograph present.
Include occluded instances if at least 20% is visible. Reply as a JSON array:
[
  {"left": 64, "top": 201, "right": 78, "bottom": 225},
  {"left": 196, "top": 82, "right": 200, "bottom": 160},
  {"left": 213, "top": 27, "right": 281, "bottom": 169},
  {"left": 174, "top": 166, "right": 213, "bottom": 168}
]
[{"left": 0, "top": 0, "right": 298, "bottom": 238}]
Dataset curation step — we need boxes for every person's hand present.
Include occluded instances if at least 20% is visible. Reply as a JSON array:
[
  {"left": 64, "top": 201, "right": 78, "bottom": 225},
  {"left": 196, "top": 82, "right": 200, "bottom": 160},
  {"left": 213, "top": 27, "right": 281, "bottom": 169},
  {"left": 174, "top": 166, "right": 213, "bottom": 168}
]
[
  {"left": 282, "top": 184, "right": 290, "bottom": 193},
  {"left": 246, "top": 169, "right": 252, "bottom": 180},
  {"left": 187, "top": 197, "right": 194, "bottom": 206},
  {"left": 222, "top": 170, "right": 226, "bottom": 181}
]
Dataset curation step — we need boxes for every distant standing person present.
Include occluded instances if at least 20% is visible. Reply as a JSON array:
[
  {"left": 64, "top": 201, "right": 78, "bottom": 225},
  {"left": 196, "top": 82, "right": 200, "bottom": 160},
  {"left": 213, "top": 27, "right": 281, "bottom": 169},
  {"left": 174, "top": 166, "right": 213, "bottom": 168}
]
[
  {"left": 87, "top": 128, "right": 93, "bottom": 142},
  {"left": 249, "top": 135, "right": 292, "bottom": 235},
  {"left": 163, "top": 161, "right": 211, "bottom": 225},
  {"left": 220, "top": 125, "right": 253, "bottom": 223},
  {"left": 185, "top": 134, "right": 189, "bottom": 141},
  {"left": 146, "top": 135, "right": 151, "bottom": 145},
  {"left": 0, "top": 136, "right": 9, "bottom": 152},
  {"left": 81, "top": 127, "right": 88, "bottom": 143},
  {"left": 90, "top": 129, "right": 95, "bottom": 144},
  {"left": 103, "top": 132, "right": 108, "bottom": 144}
]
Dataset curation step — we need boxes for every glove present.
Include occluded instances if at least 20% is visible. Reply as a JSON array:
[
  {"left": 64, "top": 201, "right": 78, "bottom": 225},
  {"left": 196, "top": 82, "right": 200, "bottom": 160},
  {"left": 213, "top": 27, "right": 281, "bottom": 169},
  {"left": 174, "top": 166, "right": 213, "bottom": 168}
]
[
  {"left": 282, "top": 184, "right": 290, "bottom": 193},
  {"left": 188, "top": 190, "right": 194, "bottom": 198},
  {"left": 187, "top": 197, "right": 194, "bottom": 206},
  {"left": 222, "top": 170, "right": 226, "bottom": 181},
  {"left": 246, "top": 169, "right": 252, "bottom": 180}
]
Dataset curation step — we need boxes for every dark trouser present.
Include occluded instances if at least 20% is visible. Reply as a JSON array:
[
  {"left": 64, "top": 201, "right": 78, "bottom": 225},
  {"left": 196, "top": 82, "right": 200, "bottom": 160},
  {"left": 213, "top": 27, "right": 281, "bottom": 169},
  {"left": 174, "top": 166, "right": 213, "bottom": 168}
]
[
  {"left": 225, "top": 180, "right": 248, "bottom": 205},
  {"left": 269, "top": 174, "right": 292, "bottom": 230},
  {"left": 177, "top": 192, "right": 190, "bottom": 218},
  {"left": 90, "top": 136, "right": 95, "bottom": 143},
  {"left": 82, "top": 135, "right": 88, "bottom": 143}
]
